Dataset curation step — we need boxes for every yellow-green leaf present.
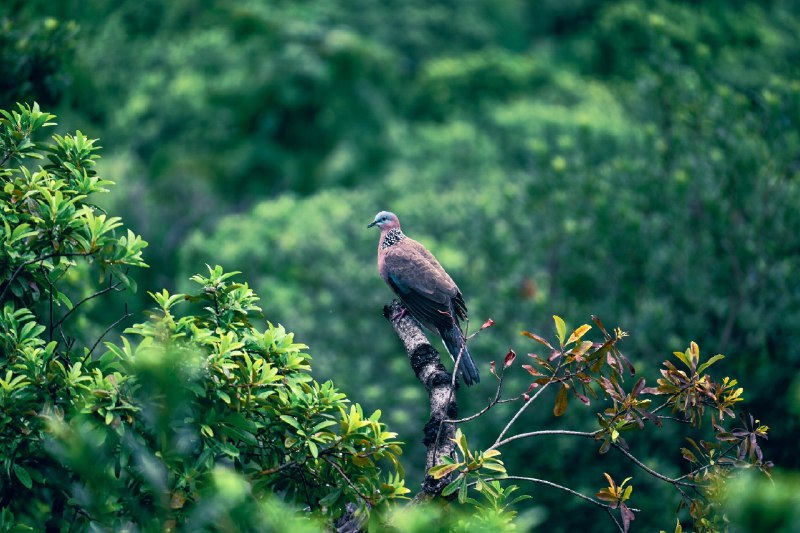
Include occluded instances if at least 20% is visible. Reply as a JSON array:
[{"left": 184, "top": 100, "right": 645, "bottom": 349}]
[
  {"left": 482, "top": 462, "right": 507, "bottom": 474},
  {"left": 622, "top": 484, "right": 633, "bottom": 500},
  {"left": 697, "top": 354, "right": 725, "bottom": 375},
  {"left": 553, "top": 315, "right": 566, "bottom": 346},
  {"left": 429, "top": 463, "right": 462, "bottom": 480}
]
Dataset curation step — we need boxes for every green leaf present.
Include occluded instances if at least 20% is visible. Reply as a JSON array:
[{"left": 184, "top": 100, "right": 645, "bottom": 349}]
[
  {"left": 457, "top": 477, "right": 468, "bottom": 504},
  {"left": 280, "top": 415, "right": 302, "bottom": 430},
  {"left": 622, "top": 485, "right": 633, "bottom": 500},
  {"left": 673, "top": 350, "right": 692, "bottom": 370},
  {"left": 13, "top": 464, "right": 32, "bottom": 489},
  {"left": 319, "top": 488, "right": 342, "bottom": 507},
  {"left": 56, "top": 291, "right": 73, "bottom": 310},
  {"left": 697, "top": 354, "right": 725, "bottom": 375},
  {"left": 219, "top": 442, "right": 240, "bottom": 458},
  {"left": 442, "top": 476, "right": 462, "bottom": 497},
  {"left": 482, "top": 461, "right": 507, "bottom": 474},
  {"left": 429, "top": 463, "right": 462, "bottom": 480},
  {"left": 553, "top": 315, "right": 566, "bottom": 346}
]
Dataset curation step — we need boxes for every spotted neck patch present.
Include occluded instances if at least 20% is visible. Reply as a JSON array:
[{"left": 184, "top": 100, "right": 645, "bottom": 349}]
[{"left": 381, "top": 228, "right": 406, "bottom": 250}]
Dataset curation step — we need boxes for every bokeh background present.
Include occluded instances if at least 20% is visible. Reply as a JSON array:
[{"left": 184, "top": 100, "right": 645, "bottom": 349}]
[{"left": 3, "top": 0, "right": 800, "bottom": 530}]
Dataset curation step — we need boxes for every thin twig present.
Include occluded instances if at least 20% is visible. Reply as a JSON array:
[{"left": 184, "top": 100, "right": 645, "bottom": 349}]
[
  {"left": 611, "top": 443, "right": 693, "bottom": 487},
  {"left": 479, "top": 476, "right": 632, "bottom": 533},
  {"left": 256, "top": 460, "right": 298, "bottom": 477},
  {"left": 673, "top": 442, "right": 739, "bottom": 482},
  {"left": 491, "top": 355, "right": 566, "bottom": 449},
  {"left": 444, "top": 364, "right": 507, "bottom": 424},
  {"left": 53, "top": 279, "right": 124, "bottom": 328},
  {"left": 323, "top": 456, "right": 374, "bottom": 506},
  {"left": 48, "top": 270, "right": 54, "bottom": 342},
  {"left": 493, "top": 429, "right": 599, "bottom": 449},
  {"left": 490, "top": 426, "right": 698, "bottom": 494},
  {"left": 82, "top": 304, "right": 131, "bottom": 365},
  {"left": 657, "top": 415, "right": 690, "bottom": 423},
  {"left": 1, "top": 251, "right": 94, "bottom": 303}
]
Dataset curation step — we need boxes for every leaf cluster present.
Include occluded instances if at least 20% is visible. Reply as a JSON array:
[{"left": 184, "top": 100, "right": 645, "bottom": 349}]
[
  {"left": 1, "top": 102, "right": 147, "bottom": 310},
  {"left": 0, "top": 105, "right": 405, "bottom": 530}
]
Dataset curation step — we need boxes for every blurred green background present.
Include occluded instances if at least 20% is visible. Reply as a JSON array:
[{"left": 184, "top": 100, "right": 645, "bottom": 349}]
[{"left": 3, "top": 0, "right": 799, "bottom": 530}]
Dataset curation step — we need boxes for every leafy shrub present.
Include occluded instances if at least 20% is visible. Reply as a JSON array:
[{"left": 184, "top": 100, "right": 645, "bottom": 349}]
[{"left": 0, "top": 104, "right": 405, "bottom": 530}]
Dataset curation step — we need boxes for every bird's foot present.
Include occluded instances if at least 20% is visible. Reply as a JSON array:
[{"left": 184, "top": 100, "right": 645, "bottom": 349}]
[{"left": 391, "top": 307, "right": 409, "bottom": 321}]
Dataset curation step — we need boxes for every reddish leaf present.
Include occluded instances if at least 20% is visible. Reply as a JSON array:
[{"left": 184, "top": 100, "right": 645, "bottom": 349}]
[
  {"left": 521, "top": 364, "right": 542, "bottom": 376},
  {"left": 621, "top": 353, "right": 636, "bottom": 375},
  {"left": 521, "top": 331, "right": 554, "bottom": 349},
  {"left": 631, "top": 377, "right": 646, "bottom": 398},
  {"left": 548, "top": 350, "right": 561, "bottom": 362},
  {"left": 489, "top": 361, "right": 496, "bottom": 376},
  {"left": 576, "top": 392, "right": 590, "bottom": 405},
  {"left": 522, "top": 393, "right": 530, "bottom": 401},
  {"left": 481, "top": 318, "right": 496, "bottom": 330},
  {"left": 591, "top": 315, "right": 609, "bottom": 336},
  {"left": 681, "top": 448, "right": 698, "bottom": 463},
  {"left": 504, "top": 349, "right": 517, "bottom": 369},
  {"left": 620, "top": 502, "right": 635, "bottom": 533}
]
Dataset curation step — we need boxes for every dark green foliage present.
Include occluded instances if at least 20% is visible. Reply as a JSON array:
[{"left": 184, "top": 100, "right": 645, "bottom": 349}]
[
  {"left": 0, "top": 9, "right": 77, "bottom": 109},
  {"left": 3, "top": 0, "right": 800, "bottom": 530}
]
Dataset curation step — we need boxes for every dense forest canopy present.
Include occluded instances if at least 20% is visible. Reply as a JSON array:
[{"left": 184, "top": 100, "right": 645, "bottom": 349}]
[{"left": 2, "top": 0, "right": 799, "bottom": 531}]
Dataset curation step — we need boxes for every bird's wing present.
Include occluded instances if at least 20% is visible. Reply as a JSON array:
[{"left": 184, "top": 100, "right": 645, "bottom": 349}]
[{"left": 383, "top": 239, "right": 466, "bottom": 329}]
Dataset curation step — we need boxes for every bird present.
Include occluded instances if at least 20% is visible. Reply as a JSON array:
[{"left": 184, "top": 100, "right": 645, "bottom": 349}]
[{"left": 368, "top": 211, "right": 480, "bottom": 386}]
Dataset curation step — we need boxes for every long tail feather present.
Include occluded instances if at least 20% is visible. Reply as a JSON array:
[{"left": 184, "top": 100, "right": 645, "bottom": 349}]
[{"left": 440, "top": 325, "right": 480, "bottom": 386}]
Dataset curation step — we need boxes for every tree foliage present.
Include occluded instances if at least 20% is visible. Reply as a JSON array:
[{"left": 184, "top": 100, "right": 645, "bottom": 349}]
[
  {"left": 0, "top": 105, "right": 405, "bottom": 530},
  {"left": 2, "top": 0, "right": 800, "bottom": 530}
]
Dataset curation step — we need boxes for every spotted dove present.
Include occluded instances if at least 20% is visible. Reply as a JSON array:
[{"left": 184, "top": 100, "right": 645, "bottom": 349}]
[{"left": 368, "top": 211, "right": 480, "bottom": 386}]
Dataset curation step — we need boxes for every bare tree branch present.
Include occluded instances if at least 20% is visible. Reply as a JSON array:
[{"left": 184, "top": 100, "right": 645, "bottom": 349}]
[
  {"left": 611, "top": 442, "right": 694, "bottom": 487},
  {"left": 322, "top": 456, "right": 375, "bottom": 506},
  {"left": 480, "top": 476, "right": 632, "bottom": 533},
  {"left": 53, "top": 279, "right": 124, "bottom": 328},
  {"left": 494, "top": 429, "right": 599, "bottom": 449},
  {"left": 82, "top": 304, "right": 132, "bottom": 365},
  {"left": 445, "top": 369, "right": 507, "bottom": 424},
  {"left": 383, "top": 300, "right": 458, "bottom": 499}
]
